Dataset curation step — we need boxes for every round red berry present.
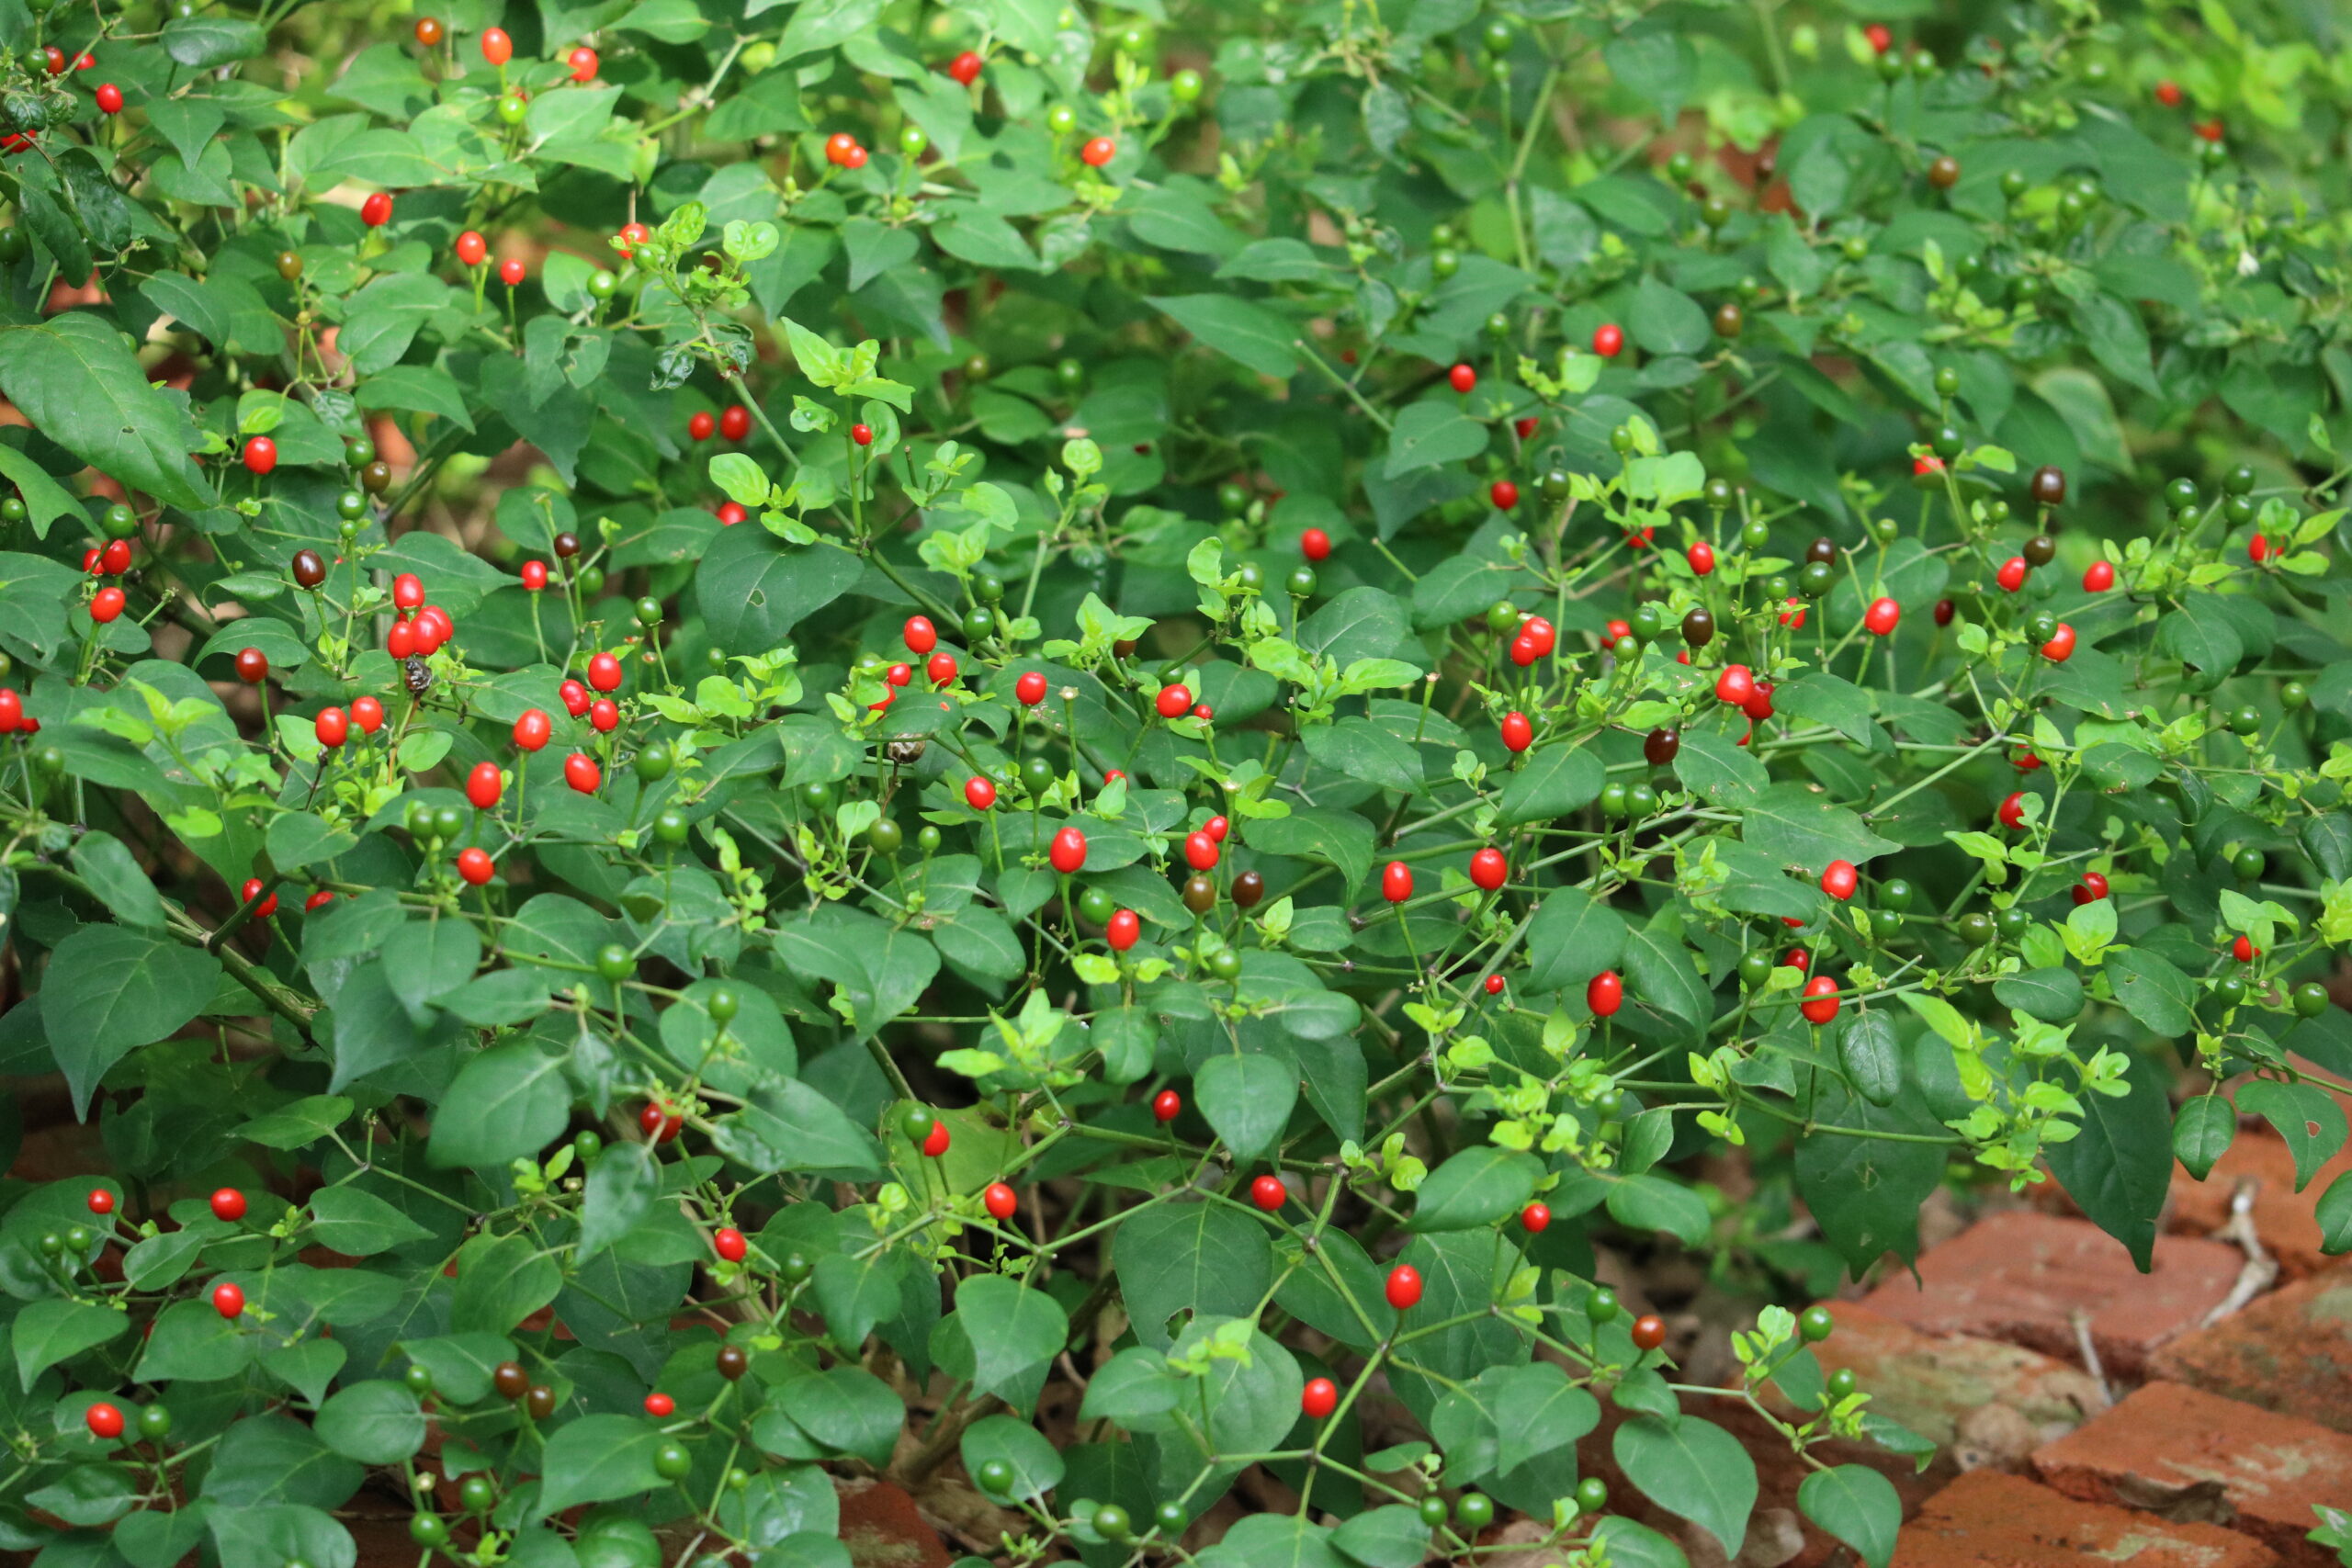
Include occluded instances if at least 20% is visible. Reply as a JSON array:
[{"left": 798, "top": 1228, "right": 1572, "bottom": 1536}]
[
  {"left": 1800, "top": 975, "right": 1840, "bottom": 1024},
  {"left": 1587, "top": 969, "right": 1623, "bottom": 1018},
  {"left": 1385, "top": 1264, "right": 1422, "bottom": 1310}
]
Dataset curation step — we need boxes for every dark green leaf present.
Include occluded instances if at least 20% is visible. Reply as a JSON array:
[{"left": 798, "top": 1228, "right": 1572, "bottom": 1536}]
[{"left": 1612, "top": 1414, "right": 1755, "bottom": 1559}]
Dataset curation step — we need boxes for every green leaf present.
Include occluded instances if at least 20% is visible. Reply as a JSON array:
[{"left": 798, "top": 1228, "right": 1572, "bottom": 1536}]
[
  {"left": 14, "top": 1298, "right": 127, "bottom": 1391},
  {"left": 1774, "top": 672, "right": 1878, "bottom": 747},
  {"left": 313, "top": 1382, "right": 424, "bottom": 1464},
  {"left": 0, "top": 440, "right": 85, "bottom": 538},
  {"left": 1112, "top": 1201, "right": 1272, "bottom": 1350},
  {"left": 1148, "top": 295, "right": 1301, "bottom": 380},
  {"left": 1793, "top": 1080, "right": 1946, "bottom": 1276},
  {"left": 382, "top": 918, "right": 482, "bottom": 1024},
  {"left": 0, "top": 316, "right": 206, "bottom": 508},
  {"left": 68, "top": 830, "right": 164, "bottom": 930},
  {"left": 538, "top": 1415, "right": 666, "bottom": 1513},
  {"left": 163, "top": 15, "right": 266, "bottom": 64},
  {"left": 1196, "top": 1051, "right": 1296, "bottom": 1163},
  {"left": 1524, "top": 891, "right": 1627, "bottom": 994},
  {"left": 208, "top": 1506, "right": 354, "bottom": 1568},
  {"left": 265, "top": 812, "right": 356, "bottom": 872},
  {"left": 577, "top": 1140, "right": 660, "bottom": 1260},
  {"left": 775, "top": 0, "right": 884, "bottom": 57},
  {"left": 397, "top": 1335, "right": 514, "bottom": 1405},
  {"left": 1410, "top": 1147, "right": 1541, "bottom": 1231},
  {"left": 41, "top": 926, "right": 223, "bottom": 1117},
  {"left": 1837, "top": 1012, "right": 1902, "bottom": 1107},
  {"left": 1628, "top": 276, "right": 1712, "bottom": 355},
  {"left": 1241, "top": 807, "right": 1376, "bottom": 897},
  {"left": 1498, "top": 744, "right": 1604, "bottom": 825},
  {"left": 1604, "top": 1175, "right": 1711, "bottom": 1247},
  {"left": 813, "top": 1250, "right": 904, "bottom": 1354},
  {"left": 2044, "top": 1049, "right": 2172, "bottom": 1270},
  {"left": 776, "top": 1367, "right": 900, "bottom": 1466},
  {"left": 2172, "top": 1097, "right": 2235, "bottom": 1182},
  {"left": 1298, "top": 586, "right": 1413, "bottom": 669},
  {"left": 1674, "top": 727, "right": 1768, "bottom": 807},
  {"left": 1383, "top": 400, "right": 1488, "bottom": 479},
  {"left": 2106, "top": 949, "right": 2196, "bottom": 1036},
  {"left": 199, "top": 1416, "right": 361, "bottom": 1510},
  {"left": 2316, "top": 1171, "right": 2352, "bottom": 1257},
  {"left": 448, "top": 1231, "right": 562, "bottom": 1334},
  {"left": 955, "top": 1274, "right": 1069, "bottom": 1397},
  {"left": 1797, "top": 1466, "right": 1900, "bottom": 1568},
  {"left": 307, "top": 1186, "right": 431, "bottom": 1255},
  {"left": 427, "top": 1046, "right": 571, "bottom": 1169},
  {"left": 695, "top": 530, "right": 862, "bottom": 653},
  {"left": 1612, "top": 1414, "right": 1755, "bottom": 1559},
  {"left": 237, "top": 1096, "right": 353, "bottom": 1151},
  {"left": 136, "top": 1300, "right": 254, "bottom": 1382},
  {"left": 1993, "top": 966, "right": 2084, "bottom": 1022},
  {"left": 1741, "top": 782, "right": 1898, "bottom": 870},
  {"left": 714, "top": 1078, "right": 885, "bottom": 1179},
  {"left": 2234, "top": 1080, "right": 2348, "bottom": 1192},
  {"left": 960, "top": 1415, "right": 1063, "bottom": 1503}
]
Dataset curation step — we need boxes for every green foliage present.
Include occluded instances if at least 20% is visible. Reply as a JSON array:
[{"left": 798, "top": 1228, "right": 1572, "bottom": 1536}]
[{"left": 0, "top": 0, "right": 2347, "bottom": 1563}]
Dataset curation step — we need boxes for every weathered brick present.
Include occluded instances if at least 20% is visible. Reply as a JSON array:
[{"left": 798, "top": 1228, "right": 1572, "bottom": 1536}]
[
  {"left": 1889, "top": 1470, "right": 2278, "bottom": 1568},
  {"left": 2149, "top": 1272, "right": 2352, "bottom": 1437},
  {"left": 2168, "top": 1128, "right": 2352, "bottom": 1280},
  {"left": 1759, "top": 1302, "right": 2107, "bottom": 1468},
  {"left": 2031, "top": 1381, "right": 2352, "bottom": 1568},
  {"left": 1857, "top": 1211, "right": 2245, "bottom": 1380},
  {"left": 836, "top": 1476, "right": 951, "bottom": 1568}
]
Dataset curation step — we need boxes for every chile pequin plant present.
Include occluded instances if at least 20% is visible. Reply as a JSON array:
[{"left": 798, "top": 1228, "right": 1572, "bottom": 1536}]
[{"left": 0, "top": 0, "right": 2351, "bottom": 1564}]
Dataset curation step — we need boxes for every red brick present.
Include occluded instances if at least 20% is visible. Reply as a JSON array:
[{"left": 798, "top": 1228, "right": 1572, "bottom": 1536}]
[
  {"left": 2031, "top": 1382, "right": 2352, "bottom": 1568},
  {"left": 836, "top": 1477, "right": 951, "bottom": 1568},
  {"left": 1889, "top": 1471, "right": 2278, "bottom": 1568},
  {"left": 1857, "top": 1211, "right": 2245, "bottom": 1380},
  {"left": 2168, "top": 1128, "right": 2352, "bottom": 1280},
  {"left": 2149, "top": 1272, "right": 2352, "bottom": 1437},
  {"left": 1760, "top": 1303, "right": 2107, "bottom": 1467}
]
